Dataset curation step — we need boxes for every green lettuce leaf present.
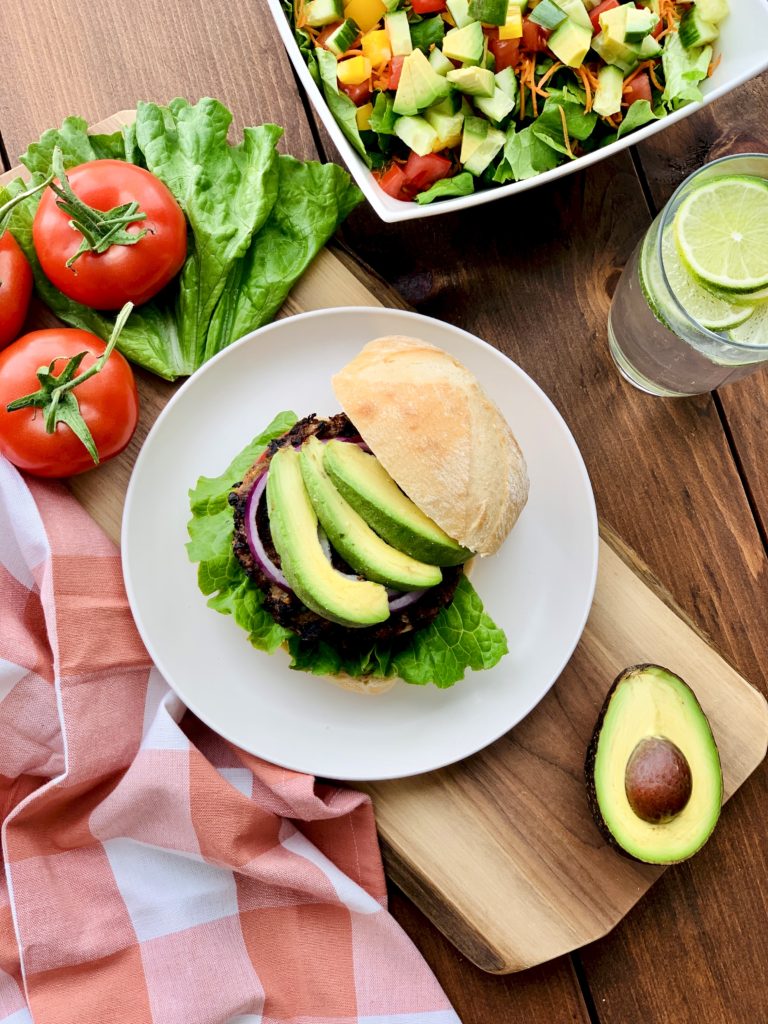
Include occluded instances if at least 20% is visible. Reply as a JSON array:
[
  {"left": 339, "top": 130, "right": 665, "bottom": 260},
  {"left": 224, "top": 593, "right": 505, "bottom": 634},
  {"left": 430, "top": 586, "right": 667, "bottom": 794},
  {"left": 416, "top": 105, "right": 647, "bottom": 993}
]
[
  {"left": 135, "top": 99, "right": 282, "bottom": 371},
  {"left": 496, "top": 124, "right": 560, "bottom": 182},
  {"left": 204, "top": 156, "right": 363, "bottom": 349},
  {"left": 187, "top": 421, "right": 508, "bottom": 687},
  {"left": 187, "top": 411, "right": 298, "bottom": 654},
  {"left": 616, "top": 99, "right": 662, "bottom": 139},
  {"left": 281, "top": 0, "right": 320, "bottom": 85},
  {"left": 370, "top": 93, "right": 398, "bottom": 136},
  {"left": 662, "top": 33, "right": 712, "bottom": 111},
  {"left": 316, "top": 48, "right": 372, "bottom": 166},
  {"left": 532, "top": 88, "right": 598, "bottom": 157},
  {"left": 415, "top": 172, "right": 475, "bottom": 205}
]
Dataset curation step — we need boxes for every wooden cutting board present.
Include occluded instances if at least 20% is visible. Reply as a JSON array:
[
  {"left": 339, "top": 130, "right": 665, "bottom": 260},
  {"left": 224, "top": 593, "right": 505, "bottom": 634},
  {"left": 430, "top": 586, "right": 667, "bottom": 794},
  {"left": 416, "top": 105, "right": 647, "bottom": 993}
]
[{"left": 3, "top": 113, "right": 767, "bottom": 975}]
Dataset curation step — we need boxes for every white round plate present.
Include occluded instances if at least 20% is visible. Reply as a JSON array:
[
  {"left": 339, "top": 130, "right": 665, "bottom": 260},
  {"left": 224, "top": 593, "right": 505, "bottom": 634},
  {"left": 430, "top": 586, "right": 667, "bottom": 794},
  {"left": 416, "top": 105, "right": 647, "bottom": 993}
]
[{"left": 122, "top": 308, "right": 598, "bottom": 781}]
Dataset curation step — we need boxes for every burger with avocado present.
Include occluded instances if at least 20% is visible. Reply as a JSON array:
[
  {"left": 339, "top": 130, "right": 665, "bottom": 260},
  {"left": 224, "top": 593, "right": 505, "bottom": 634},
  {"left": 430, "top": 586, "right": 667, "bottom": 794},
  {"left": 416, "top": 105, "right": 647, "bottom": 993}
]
[{"left": 189, "top": 336, "right": 529, "bottom": 693}]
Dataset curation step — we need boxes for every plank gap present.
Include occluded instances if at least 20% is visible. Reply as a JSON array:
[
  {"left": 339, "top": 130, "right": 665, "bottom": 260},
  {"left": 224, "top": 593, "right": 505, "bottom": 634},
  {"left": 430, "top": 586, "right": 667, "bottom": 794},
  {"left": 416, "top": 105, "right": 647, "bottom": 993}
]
[
  {"left": 0, "top": 130, "right": 11, "bottom": 173},
  {"left": 629, "top": 146, "right": 658, "bottom": 218},
  {"left": 713, "top": 389, "right": 768, "bottom": 551},
  {"left": 571, "top": 952, "right": 603, "bottom": 1024}
]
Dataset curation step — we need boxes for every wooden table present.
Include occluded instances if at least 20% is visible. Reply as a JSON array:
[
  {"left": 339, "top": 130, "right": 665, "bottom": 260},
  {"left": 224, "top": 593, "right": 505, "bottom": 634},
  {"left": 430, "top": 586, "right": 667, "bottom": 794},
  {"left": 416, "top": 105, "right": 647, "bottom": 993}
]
[{"left": 1, "top": 4, "right": 767, "bottom": 1021}]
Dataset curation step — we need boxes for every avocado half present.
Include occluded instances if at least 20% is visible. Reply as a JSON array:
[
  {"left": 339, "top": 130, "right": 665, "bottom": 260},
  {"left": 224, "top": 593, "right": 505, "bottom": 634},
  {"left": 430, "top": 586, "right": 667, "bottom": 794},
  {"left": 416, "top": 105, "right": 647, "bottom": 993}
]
[{"left": 585, "top": 665, "right": 723, "bottom": 865}]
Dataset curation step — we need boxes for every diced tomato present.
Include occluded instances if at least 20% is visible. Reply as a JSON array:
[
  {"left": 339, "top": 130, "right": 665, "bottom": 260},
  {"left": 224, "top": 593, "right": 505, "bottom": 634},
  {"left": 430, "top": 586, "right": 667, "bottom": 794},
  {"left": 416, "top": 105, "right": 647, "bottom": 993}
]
[
  {"left": 388, "top": 55, "right": 405, "bottom": 90},
  {"left": 410, "top": 0, "right": 446, "bottom": 11},
  {"left": 402, "top": 152, "right": 453, "bottom": 193},
  {"left": 378, "top": 164, "right": 411, "bottom": 201},
  {"left": 483, "top": 26, "right": 500, "bottom": 40},
  {"left": 522, "top": 19, "right": 548, "bottom": 51},
  {"left": 652, "top": 16, "right": 664, "bottom": 36},
  {"left": 623, "top": 71, "right": 653, "bottom": 105},
  {"left": 489, "top": 37, "right": 520, "bottom": 71},
  {"left": 589, "top": 0, "right": 619, "bottom": 32},
  {"left": 339, "top": 80, "right": 372, "bottom": 104}
]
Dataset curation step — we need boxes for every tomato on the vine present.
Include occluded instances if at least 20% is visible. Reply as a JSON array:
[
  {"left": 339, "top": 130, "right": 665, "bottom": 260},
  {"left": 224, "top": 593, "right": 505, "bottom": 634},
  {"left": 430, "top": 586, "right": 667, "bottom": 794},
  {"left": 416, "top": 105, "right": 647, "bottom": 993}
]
[
  {"left": 0, "top": 305, "right": 139, "bottom": 477},
  {"left": 33, "top": 153, "right": 187, "bottom": 311}
]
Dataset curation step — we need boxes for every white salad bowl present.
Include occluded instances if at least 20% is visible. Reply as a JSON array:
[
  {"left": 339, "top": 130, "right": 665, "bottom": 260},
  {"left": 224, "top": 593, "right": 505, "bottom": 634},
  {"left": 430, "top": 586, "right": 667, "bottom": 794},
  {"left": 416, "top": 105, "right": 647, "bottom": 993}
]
[{"left": 267, "top": 0, "right": 768, "bottom": 222}]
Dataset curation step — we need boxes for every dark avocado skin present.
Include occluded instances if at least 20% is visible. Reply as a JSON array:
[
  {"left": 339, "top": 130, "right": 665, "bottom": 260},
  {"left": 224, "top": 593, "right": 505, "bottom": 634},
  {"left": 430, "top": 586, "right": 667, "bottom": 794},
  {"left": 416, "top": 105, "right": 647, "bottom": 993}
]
[{"left": 584, "top": 663, "right": 716, "bottom": 863}]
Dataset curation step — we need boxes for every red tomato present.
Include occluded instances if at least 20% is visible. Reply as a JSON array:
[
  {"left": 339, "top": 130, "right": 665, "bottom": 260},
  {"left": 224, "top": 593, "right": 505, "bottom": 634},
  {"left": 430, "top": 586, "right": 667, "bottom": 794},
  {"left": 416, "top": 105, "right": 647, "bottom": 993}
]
[
  {"left": 483, "top": 26, "right": 499, "bottom": 40},
  {"left": 624, "top": 71, "right": 653, "bottom": 105},
  {"left": 522, "top": 19, "right": 549, "bottom": 51},
  {"left": 389, "top": 55, "right": 405, "bottom": 90},
  {"left": 489, "top": 37, "right": 521, "bottom": 71},
  {"left": 589, "top": 0, "right": 619, "bottom": 32},
  {"left": 410, "top": 0, "right": 446, "bottom": 11},
  {"left": 0, "top": 328, "right": 139, "bottom": 477},
  {"left": 403, "top": 152, "right": 453, "bottom": 193},
  {"left": 652, "top": 15, "right": 664, "bottom": 36},
  {"left": 0, "top": 231, "right": 33, "bottom": 350},
  {"left": 377, "top": 165, "right": 411, "bottom": 201},
  {"left": 339, "top": 80, "right": 372, "bottom": 104},
  {"left": 33, "top": 161, "right": 187, "bottom": 311}
]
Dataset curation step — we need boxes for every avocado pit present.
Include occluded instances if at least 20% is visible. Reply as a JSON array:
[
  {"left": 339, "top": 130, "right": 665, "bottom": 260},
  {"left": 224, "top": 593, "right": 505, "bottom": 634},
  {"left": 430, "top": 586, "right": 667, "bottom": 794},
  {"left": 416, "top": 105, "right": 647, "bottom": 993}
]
[{"left": 624, "top": 736, "right": 693, "bottom": 824}]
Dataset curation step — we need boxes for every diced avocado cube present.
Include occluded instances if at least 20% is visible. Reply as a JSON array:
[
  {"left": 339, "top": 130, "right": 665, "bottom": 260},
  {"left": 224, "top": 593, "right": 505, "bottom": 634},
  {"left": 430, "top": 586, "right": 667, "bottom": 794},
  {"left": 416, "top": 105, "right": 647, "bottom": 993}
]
[
  {"left": 460, "top": 115, "right": 489, "bottom": 164},
  {"left": 529, "top": 0, "right": 567, "bottom": 30},
  {"left": 424, "top": 105, "right": 465, "bottom": 149},
  {"left": 447, "top": 65, "right": 496, "bottom": 96},
  {"left": 385, "top": 10, "right": 412, "bottom": 54},
  {"left": 469, "top": 0, "right": 509, "bottom": 25},
  {"left": 637, "top": 33, "right": 661, "bottom": 58},
  {"left": 393, "top": 48, "right": 452, "bottom": 114},
  {"left": 679, "top": 7, "right": 720, "bottom": 47},
  {"left": 305, "top": 0, "right": 345, "bottom": 26},
  {"left": 474, "top": 84, "right": 516, "bottom": 124},
  {"left": 463, "top": 124, "right": 505, "bottom": 174},
  {"left": 624, "top": 6, "right": 657, "bottom": 42},
  {"left": 694, "top": 0, "right": 728, "bottom": 24},
  {"left": 442, "top": 21, "right": 484, "bottom": 63},
  {"left": 325, "top": 18, "right": 361, "bottom": 56},
  {"left": 394, "top": 114, "right": 438, "bottom": 155},
  {"left": 429, "top": 47, "right": 455, "bottom": 75},
  {"left": 592, "top": 63, "right": 623, "bottom": 116},
  {"left": 599, "top": 4, "right": 627, "bottom": 42},
  {"left": 494, "top": 65, "right": 518, "bottom": 101},
  {"left": 447, "top": 0, "right": 475, "bottom": 27},
  {"left": 591, "top": 30, "right": 640, "bottom": 72},
  {"left": 548, "top": 19, "right": 592, "bottom": 67},
  {"left": 430, "top": 91, "right": 463, "bottom": 115},
  {"left": 460, "top": 96, "right": 474, "bottom": 117},
  {"left": 553, "top": 0, "right": 592, "bottom": 30}
]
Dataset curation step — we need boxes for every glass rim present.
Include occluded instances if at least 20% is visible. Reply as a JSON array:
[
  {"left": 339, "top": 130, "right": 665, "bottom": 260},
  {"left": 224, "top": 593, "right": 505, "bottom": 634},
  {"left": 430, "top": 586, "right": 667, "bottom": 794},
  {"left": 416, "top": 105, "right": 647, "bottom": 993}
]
[{"left": 655, "top": 152, "right": 768, "bottom": 352}]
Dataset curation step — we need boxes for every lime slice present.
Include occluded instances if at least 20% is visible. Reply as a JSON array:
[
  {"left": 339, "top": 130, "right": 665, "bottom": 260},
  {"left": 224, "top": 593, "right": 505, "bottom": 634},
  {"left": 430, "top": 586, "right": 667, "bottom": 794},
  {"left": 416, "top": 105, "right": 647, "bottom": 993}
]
[
  {"left": 700, "top": 280, "right": 768, "bottom": 306},
  {"left": 639, "top": 233, "right": 671, "bottom": 329},
  {"left": 673, "top": 175, "right": 768, "bottom": 293},
  {"left": 729, "top": 301, "right": 768, "bottom": 346},
  {"left": 658, "top": 228, "right": 754, "bottom": 331}
]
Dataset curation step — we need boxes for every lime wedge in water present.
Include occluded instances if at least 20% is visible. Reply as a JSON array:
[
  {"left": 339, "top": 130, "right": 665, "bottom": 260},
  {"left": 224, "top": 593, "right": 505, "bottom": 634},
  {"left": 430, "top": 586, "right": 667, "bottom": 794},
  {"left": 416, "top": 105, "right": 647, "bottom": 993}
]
[
  {"left": 673, "top": 175, "right": 768, "bottom": 293},
  {"left": 729, "top": 301, "right": 768, "bottom": 346}
]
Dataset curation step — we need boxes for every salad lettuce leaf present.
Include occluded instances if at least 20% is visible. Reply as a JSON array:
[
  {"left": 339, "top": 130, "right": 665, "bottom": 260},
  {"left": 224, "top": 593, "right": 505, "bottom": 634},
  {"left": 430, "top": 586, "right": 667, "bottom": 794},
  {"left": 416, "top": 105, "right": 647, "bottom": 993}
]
[
  {"left": 533, "top": 87, "right": 598, "bottom": 157},
  {"left": 662, "top": 34, "right": 713, "bottom": 111},
  {"left": 187, "top": 420, "right": 508, "bottom": 687},
  {"left": 495, "top": 125, "right": 560, "bottom": 183},
  {"left": 616, "top": 99, "right": 661, "bottom": 139},
  {"left": 416, "top": 172, "right": 475, "bottom": 205},
  {"left": 3, "top": 99, "right": 362, "bottom": 380},
  {"left": 316, "top": 48, "right": 372, "bottom": 166}
]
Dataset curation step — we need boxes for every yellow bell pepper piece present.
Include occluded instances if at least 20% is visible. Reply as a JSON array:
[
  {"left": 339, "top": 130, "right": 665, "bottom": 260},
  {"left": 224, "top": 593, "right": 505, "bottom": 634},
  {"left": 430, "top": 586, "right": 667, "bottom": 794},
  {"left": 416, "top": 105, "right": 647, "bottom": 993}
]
[
  {"left": 499, "top": 4, "right": 523, "bottom": 38},
  {"left": 355, "top": 102, "right": 374, "bottom": 130},
  {"left": 344, "top": 0, "right": 386, "bottom": 33},
  {"left": 361, "top": 28, "right": 392, "bottom": 67},
  {"left": 337, "top": 55, "right": 373, "bottom": 85}
]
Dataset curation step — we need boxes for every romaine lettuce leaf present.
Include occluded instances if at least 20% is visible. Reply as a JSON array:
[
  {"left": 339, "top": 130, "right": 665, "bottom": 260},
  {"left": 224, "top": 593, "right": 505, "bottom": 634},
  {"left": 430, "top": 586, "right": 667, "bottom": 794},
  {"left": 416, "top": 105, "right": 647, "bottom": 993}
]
[
  {"left": 415, "top": 172, "right": 475, "bottom": 205},
  {"left": 533, "top": 88, "right": 598, "bottom": 157},
  {"left": 616, "top": 99, "right": 661, "bottom": 139},
  {"left": 187, "top": 420, "right": 509, "bottom": 687},
  {"left": 496, "top": 124, "right": 560, "bottom": 182},
  {"left": 316, "top": 48, "right": 372, "bottom": 166},
  {"left": 662, "top": 34, "right": 712, "bottom": 111}
]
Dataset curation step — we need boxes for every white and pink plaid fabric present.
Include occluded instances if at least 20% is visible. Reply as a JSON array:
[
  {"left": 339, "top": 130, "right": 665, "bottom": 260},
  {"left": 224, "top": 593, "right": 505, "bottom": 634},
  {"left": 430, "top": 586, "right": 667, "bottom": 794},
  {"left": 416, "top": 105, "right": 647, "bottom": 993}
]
[{"left": 0, "top": 457, "right": 459, "bottom": 1024}]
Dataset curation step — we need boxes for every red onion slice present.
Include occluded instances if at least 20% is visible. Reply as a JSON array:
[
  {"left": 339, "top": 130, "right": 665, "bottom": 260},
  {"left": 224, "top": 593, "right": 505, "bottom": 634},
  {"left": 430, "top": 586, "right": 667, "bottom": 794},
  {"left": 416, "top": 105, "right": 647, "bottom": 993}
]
[
  {"left": 388, "top": 588, "right": 428, "bottom": 612},
  {"left": 245, "top": 472, "right": 290, "bottom": 590}
]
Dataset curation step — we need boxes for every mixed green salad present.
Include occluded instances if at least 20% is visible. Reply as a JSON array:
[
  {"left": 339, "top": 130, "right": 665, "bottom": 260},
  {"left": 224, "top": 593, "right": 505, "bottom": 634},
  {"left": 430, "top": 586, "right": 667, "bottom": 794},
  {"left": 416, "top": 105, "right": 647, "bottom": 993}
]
[{"left": 283, "top": 0, "right": 728, "bottom": 203}]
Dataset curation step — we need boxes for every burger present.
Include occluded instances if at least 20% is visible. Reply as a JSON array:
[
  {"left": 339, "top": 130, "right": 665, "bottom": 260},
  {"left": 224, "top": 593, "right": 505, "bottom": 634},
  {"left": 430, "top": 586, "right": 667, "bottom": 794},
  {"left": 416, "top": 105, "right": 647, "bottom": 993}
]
[{"left": 190, "top": 336, "right": 529, "bottom": 694}]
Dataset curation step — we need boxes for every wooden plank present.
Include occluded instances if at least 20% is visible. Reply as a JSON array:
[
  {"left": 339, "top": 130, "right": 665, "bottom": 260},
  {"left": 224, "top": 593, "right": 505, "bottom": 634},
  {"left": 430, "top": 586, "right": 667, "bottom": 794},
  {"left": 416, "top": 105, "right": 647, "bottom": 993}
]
[
  {"left": 0, "top": 61, "right": 592, "bottom": 1022},
  {"left": 574, "top": 70, "right": 768, "bottom": 1024},
  {"left": 3, "top": 117, "right": 766, "bottom": 978}
]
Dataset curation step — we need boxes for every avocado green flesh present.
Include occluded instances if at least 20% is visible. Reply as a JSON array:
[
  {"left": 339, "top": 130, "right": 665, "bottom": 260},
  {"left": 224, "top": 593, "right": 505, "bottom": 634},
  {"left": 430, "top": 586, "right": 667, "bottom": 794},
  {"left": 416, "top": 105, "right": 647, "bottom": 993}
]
[
  {"left": 266, "top": 447, "right": 390, "bottom": 628},
  {"left": 592, "top": 666, "right": 722, "bottom": 864},
  {"left": 300, "top": 438, "right": 442, "bottom": 591},
  {"left": 323, "top": 440, "right": 472, "bottom": 567}
]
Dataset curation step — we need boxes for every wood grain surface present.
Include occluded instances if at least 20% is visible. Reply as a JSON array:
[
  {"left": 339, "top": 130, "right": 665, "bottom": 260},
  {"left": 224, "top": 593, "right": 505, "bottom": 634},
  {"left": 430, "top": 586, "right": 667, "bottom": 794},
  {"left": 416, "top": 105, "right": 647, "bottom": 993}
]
[{"left": 1, "top": 3, "right": 767, "bottom": 1019}]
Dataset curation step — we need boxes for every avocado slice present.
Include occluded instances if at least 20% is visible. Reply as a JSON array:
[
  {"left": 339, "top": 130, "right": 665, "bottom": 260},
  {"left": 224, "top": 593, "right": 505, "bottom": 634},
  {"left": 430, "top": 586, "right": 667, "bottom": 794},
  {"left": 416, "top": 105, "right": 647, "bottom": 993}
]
[
  {"left": 324, "top": 439, "right": 473, "bottom": 566},
  {"left": 300, "top": 437, "right": 442, "bottom": 591},
  {"left": 585, "top": 664, "right": 722, "bottom": 864},
  {"left": 266, "top": 447, "right": 390, "bottom": 627}
]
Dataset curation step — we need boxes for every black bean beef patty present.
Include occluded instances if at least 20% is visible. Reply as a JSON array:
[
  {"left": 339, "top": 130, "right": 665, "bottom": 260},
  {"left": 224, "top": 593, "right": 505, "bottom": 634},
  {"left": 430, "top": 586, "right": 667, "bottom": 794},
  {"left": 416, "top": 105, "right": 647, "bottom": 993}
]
[{"left": 228, "top": 414, "right": 462, "bottom": 653}]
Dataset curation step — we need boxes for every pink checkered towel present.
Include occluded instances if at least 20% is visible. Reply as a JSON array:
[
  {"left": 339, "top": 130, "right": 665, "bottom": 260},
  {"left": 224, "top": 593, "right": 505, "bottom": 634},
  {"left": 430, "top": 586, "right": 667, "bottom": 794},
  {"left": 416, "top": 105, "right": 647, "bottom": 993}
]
[{"left": 0, "top": 458, "right": 459, "bottom": 1024}]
